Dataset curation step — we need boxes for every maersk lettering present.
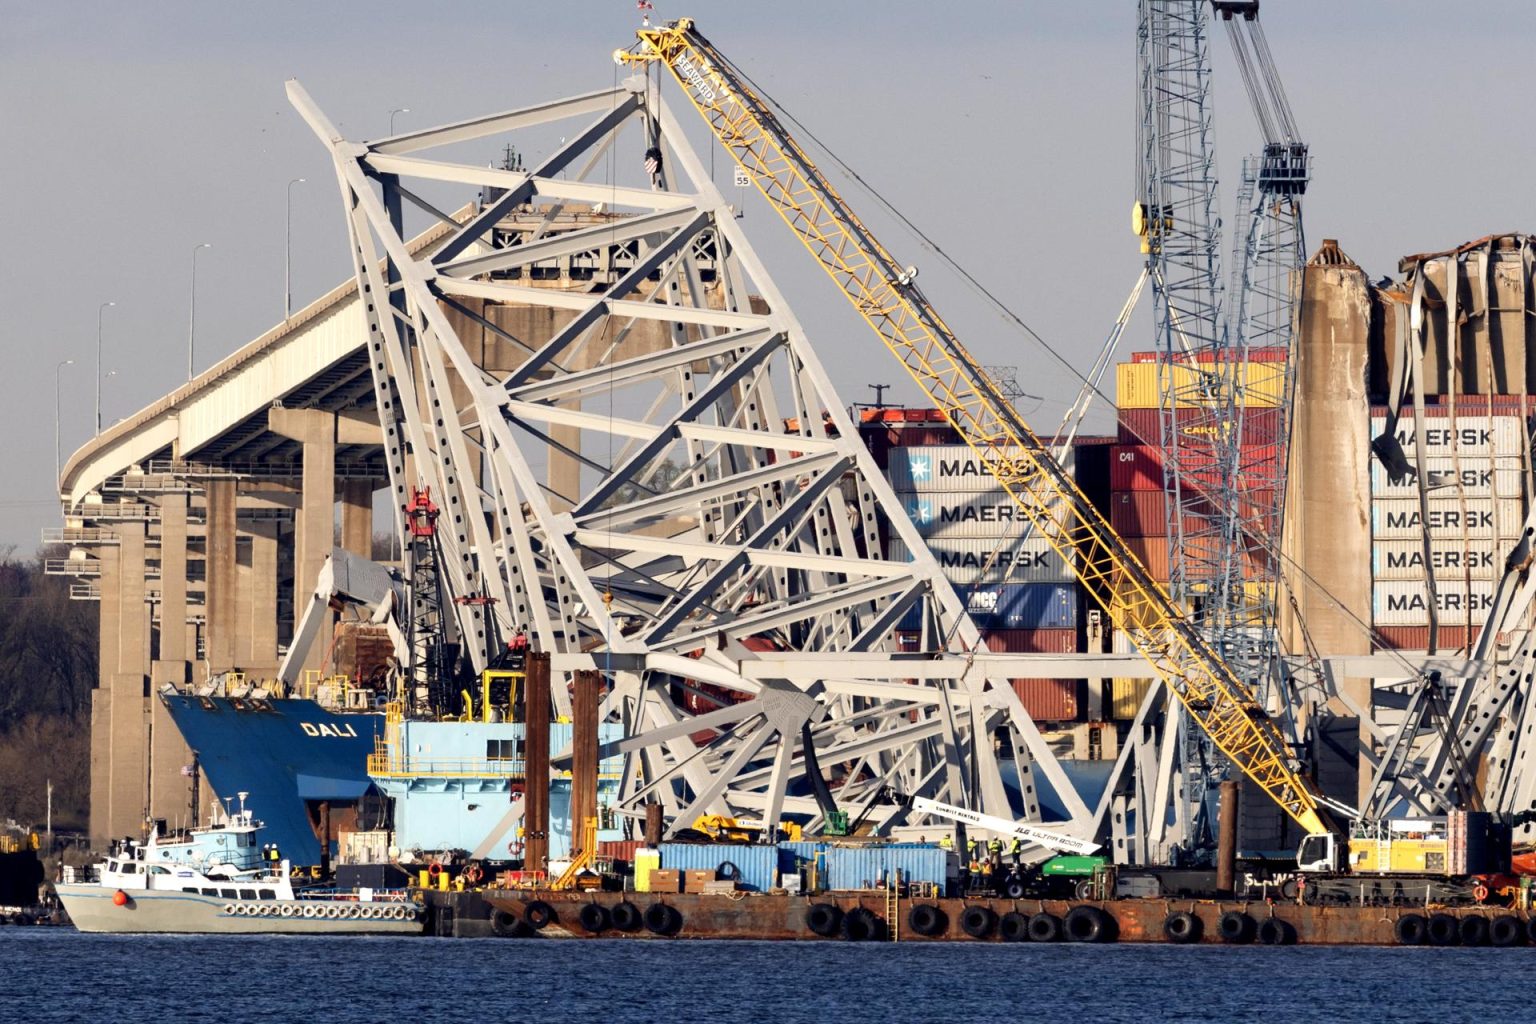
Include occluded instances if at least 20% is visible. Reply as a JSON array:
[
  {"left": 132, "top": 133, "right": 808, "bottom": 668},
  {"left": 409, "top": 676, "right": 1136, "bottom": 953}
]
[
  {"left": 1383, "top": 549, "right": 1496, "bottom": 572},
  {"left": 1384, "top": 509, "right": 1495, "bottom": 530},
  {"left": 1391, "top": 427, "right": 1494, "bottom": 448},
  {"left": 938, "top": 503, "right": 1018, "bottom": 525},
  {"left": 938, "top": 550, "right": 1053, "bottom": 571},
  {"left": 1385, "top": 591, "right": 1495, "bottom": 613}
]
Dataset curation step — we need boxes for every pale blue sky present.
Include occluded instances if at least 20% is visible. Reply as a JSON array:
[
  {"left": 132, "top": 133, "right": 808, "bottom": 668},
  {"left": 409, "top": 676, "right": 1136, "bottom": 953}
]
[{"left": 3, "top": 0, "right": 1533, "bottom": 548}]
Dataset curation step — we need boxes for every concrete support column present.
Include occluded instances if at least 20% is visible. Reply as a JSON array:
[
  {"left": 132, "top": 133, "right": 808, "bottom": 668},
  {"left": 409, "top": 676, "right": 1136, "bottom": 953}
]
[
  {"left": 109, "top": 522, "right": 150, "bottom": 839},
  {"left": 1281, "top": 239, "right": 1373, "bottom": 810},
  {"left": 268, "top": 409, "right": 338, "bottom": 657},
  {"left": 247, "top": 522, "right": 279, "bottom": 679},
  {"left": 340, "top": 480, "right": 373, "bottom": 558},
  {"left": 205, "top": 479, "right": 238, "bottom": 672},
  {"left": 158, "top": 492, "right": 189, "bottom": 664}
]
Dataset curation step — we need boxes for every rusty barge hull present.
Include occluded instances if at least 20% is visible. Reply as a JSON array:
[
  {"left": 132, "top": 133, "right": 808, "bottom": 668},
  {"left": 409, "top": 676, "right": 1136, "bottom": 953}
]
[{"left": 473, "top": 889, "right": 1534, "bottom": 946}]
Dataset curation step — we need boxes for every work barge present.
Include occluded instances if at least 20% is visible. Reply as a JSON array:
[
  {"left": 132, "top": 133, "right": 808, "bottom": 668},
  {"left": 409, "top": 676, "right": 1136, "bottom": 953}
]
[
  {"left": 48, "top": 11, "right": 1536, "bottom": 952},
  {"left": 417, "top": 889, "right": 1536, "bottom": 948}
]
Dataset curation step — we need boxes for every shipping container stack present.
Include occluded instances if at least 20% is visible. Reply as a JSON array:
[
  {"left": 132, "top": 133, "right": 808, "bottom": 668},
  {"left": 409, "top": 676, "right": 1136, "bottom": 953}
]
[
  {"left": 1368, "top": 400, "right": 1530, "bottom": 652},
  {"left": 859, "top": 409, "right": 1094, "bottom": 728},
  {"left": 1105, "top": 350, "right": 1287, "bottom": 722}
]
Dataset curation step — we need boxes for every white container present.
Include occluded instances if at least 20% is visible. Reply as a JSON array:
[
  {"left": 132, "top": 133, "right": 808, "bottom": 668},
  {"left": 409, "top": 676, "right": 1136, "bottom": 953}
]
[
  {"left": 1370, "top": 497, "right": 1524, "bottom": 540},
  {"left": 1371, "top": 539, "right": 1501, "bottom": 580},
  {"left": 1372, "top": 579, "right": 1497, "bottom": 626},
  {"left": 896, "top": 490, "right": 1063, "bottom": 540},
  {"left": 1369, "top": 415, "right": 1525, "bottom": 458},
  {"left": 888, "top": 535, "right": 1073, "bottom": 584},
  {"left": 885, "top": 444, "right": 1074, "bottom": 494},
  {"left": 1369, "top": 456, "right": 1527, "bottom": 500}
]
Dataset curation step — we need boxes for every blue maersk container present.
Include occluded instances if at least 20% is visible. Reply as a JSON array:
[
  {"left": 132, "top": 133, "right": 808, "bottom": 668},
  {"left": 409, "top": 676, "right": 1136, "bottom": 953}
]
[
  {"left": 898, "top": 582, "right": 1077, "bottom": 631},
  {"left": 657, "top": 843, "right": 778, "bottom": 892},
  {"left": 823, "top": 843, "right": 950, "bottom": 891}
]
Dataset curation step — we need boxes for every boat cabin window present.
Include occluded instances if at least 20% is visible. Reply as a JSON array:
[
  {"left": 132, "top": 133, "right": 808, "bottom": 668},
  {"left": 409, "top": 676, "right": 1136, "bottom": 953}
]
[
  {"left": 201, "top": 888, "right": 218, "bottom": 896},
  {"left": 240, "top": 833, "right": 255, "bottom": 847},
  {"left": 148, "top": 865, "right": 170, "bottom": 875},
  {"left": 220, "top": 888, "right": 237, "bottom": 898},
  {"left": 239, "top": 889, "right": 256, "bottom": 900},
  {"left": 258, "top": 889, "right": 275, "bottom": 900}
]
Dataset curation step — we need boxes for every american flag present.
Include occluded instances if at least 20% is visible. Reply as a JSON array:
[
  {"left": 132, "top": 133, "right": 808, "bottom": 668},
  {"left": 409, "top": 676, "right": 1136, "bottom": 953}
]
[
  {"left": 643, "top": 146, "right": 662, "bottom": 178},
  {"left": 637, "top": 0, "right": 653, "bottom": 11}
]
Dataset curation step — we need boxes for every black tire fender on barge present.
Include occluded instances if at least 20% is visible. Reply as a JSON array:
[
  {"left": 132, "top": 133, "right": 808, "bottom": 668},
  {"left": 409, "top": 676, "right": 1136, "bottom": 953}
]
[
  {"left": 1163, "top": 911, "right": 1201, "bottom": 944},
  {"left": 1393, "top": 913, "right": 1427, "bottom": 946},
  {"left": 842, "top": 907, "right": 881, "bottom": 942},
  {"left": 1257, "top": 917, "right": 1295, "bottom": 946},
  {"left": 610, "top": 900, "right": 642, "bottom": 932},
  {"left": 806, "top": 902, "right": 843, "bottom": 937},
  {"left": 1063, "top": 906, "right": 1115, "bottom": 943},
  {"left": 998, "top": 911, "right": 1030, "bottom": 943},
  {"left": 1217, "top": 911, "right": 1255, "bottom": 945},
  {"left": 906, "top": 903, "right": 946, "bottom": 937},
  {"left": 490, "top": 909, "right": 521, "bottom": 938},
  {"left": 1426, "top": 912, "right": 1459, "bottom": 946},
  {"left": 578, "top": 903, "right": 611, "bottom": 934},
  {"left": 523, "top": 900, "right": 554, "bottom": 931},
  {"left": 959, "top": 905, "right": 997, "bottom": 939},
  {"left": 1490, "top": 915, "right": 1524, "bottom": 947},
  {"left": 1026, "top": 912, "right": 1062, "bottom": 943},
  {"left": 1459, "top": 915, "right": 1490, "bottom": 947},
  {"left": 644, "top": 902, "right": 682, "bottom": 936}
]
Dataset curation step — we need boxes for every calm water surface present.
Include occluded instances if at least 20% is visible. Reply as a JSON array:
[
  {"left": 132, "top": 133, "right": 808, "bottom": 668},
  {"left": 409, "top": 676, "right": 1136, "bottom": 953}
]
[{"left": 4, "top": 929, "right": 1529, "bottom": 1022}]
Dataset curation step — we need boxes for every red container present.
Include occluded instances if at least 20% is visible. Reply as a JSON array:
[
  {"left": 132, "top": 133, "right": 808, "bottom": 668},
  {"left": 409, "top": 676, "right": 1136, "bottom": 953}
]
[
  {"left": 1373, "top": 624, "right": 1482, "bottom": 653},
  {"left": 979, "top": 628, "right": 1078, "bottom": 654},
  {"left": 1110, "top": 491, "right": 1167, "bottom": 537},
  {"left": 1010, "top": 679, "right": 1080, "bottom": 722},
  {"left": 1110, "top": 443, "right": 1281, "bottom": 492},
  {"left": 598, "top": 840, "right": 644, "bottom": 863},
  {"left": 1122, "top": 535, "right": 1172, "bottom": 580},
  {"left": 1118, "top": 407, "right": 1284, "bottom": 447},
  {"left": 1110, "top": 446, "right": 1166, "bottom": 491}
]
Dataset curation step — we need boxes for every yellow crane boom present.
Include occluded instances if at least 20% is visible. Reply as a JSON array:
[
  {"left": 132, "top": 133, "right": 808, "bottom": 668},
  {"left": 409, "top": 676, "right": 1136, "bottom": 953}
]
[{"left": 621, "top": 19, "right": 1326, "bottom": 837}]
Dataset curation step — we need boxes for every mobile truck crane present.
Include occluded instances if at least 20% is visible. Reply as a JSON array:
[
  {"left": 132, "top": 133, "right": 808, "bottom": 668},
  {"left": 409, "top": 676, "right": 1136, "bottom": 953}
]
[{"left": 618, "top": 17, "right": 1511, "bottom": 906}]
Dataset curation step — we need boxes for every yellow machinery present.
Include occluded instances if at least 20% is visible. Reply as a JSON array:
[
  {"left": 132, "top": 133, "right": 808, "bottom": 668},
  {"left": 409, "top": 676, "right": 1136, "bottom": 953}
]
[
  {"left": 552, "top": 816, "right": 600, "bottom": 890},
  {"left": 689, "top": 815, "right": 804, "bottom": 843},
  {"left": 620, "top": 19, "right": 1326, "bottom": 837}
]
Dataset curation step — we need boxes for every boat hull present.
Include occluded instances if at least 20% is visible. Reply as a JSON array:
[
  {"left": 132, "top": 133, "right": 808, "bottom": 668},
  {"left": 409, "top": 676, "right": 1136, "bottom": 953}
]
[{"left": 56, "top": 884, "right": 420, "bottom": 935}]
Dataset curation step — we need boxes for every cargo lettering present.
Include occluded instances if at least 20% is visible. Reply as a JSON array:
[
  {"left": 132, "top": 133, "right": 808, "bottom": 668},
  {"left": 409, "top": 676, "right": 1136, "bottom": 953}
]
[
  {"left": 300, "top": 722, "right": 359, "bottom": 738},
  {"left": 937, "top": 549, "right": 1055, "bottom": 571},
  {"left": 1385, "top": 592, "right": 1495, "bottom": 614},
  {"left": 1392, "top": 428, "right": 1494, "bottom": 449},
  {"left": 938, "top": 504, "right": 1018, "bottom": 525},
  {"left": 1380, "top": 469, "right": 1495, "bottom": 489},
  {"left": 1384, "top": 509, "right": 1495, "bottom": 530},
  {"left": 1383, "top": 549, "right": 1496, "bottom": 572}
]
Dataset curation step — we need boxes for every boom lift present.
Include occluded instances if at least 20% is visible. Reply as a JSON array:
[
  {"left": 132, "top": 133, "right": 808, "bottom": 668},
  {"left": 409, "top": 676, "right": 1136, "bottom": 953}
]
[{"left": 618, "top": 19, "right": 1327, "bottom": 839}]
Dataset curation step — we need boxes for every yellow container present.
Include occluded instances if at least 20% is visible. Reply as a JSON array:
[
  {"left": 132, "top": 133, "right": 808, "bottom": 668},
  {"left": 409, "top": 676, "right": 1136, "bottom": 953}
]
[
  {"left": 417, "top": 869, "right": 430, "bottom": 889},
  {"left": 1110, "top": 678, "right": 1153, "bottom": 720},
  {"left": 1116, "top": 360, "right": 1284, "bottom": 410},
  {"left": 634, "top": 848, "right": 660, "bottom": 893}
]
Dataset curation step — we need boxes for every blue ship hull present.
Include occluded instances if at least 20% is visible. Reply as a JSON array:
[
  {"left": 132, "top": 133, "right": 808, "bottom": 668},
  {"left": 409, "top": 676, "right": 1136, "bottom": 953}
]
[{"left": 160, "top": 695, "right": 383, "bottom": 866}]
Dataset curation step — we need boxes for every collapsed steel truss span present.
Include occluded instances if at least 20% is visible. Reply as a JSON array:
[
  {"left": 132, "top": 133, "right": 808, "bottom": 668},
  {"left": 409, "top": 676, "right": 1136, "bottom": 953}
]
[{"left": 287, "top": 77, "right": 1102, "bottom": 845}]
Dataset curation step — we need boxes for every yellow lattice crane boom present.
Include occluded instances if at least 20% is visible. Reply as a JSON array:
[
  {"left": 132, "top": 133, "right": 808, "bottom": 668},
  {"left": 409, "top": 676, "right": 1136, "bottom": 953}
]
[{"left": 620, "top": 19, "right": 1326, "bottom": 837}]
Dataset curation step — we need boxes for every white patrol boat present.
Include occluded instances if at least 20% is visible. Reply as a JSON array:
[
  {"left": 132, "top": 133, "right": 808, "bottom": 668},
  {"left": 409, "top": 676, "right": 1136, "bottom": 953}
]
[{"left": 55, "top": 794, "right": 421, "bottom": 934}]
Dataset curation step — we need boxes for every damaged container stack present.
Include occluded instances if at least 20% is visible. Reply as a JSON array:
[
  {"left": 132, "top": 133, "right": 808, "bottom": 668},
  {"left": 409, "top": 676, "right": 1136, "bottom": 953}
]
[
  {"left": 1106, "top": 351, "right": 1286, "bottom": 720},
  {"left": 1369, "top": 401, "right": 1529, "bottom": 651},
  {"left": 861, "top": 410, "right": 1083, "bottom": 725}
]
